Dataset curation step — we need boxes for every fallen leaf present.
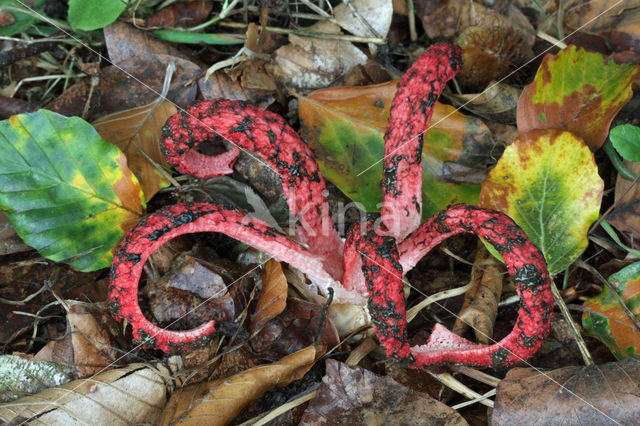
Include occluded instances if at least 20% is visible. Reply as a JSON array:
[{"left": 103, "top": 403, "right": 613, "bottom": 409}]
[
  {"left": 582, "top": 261, "right": 640, "bottom": 359},
  {"left": 46, "top": 54, "right": 200, "bottom": 121},
  {"left": 93, "top": 101, "right": 175, "bottom": 200},
  {"left": 251, "top": 259, "right": 288, "bottom": 332},
  {"left": 452, "top": 243, "right": 505, "bottom": 344},
  {"left": 159, "top": 346, "right": 320, "bottom": 425},
  {"left": 333, "top": 0, "right": 392, "bottom": 53},
  {"left": 269, "top": 20, "right": 367, "bottom": 90},
  {"left": 0, "top": 364, "right": 167, "bottom": 424},
  {"left": 35, "top": 301, "right": 122, "bottom": 377},
  {"left": 448, "top": 81, "right": 521, "bottom": 124},
  {"left": 251, "top": 298, "right": 340, "bottom": 359},
  {"left": 104, "top": 21, "right": 192, "bottom": 64},
  {"left": 564, "top": 0, "right": 640, "bottom": 53},
  {"left": 299, "top": 80, "right": 495, "bottom": 218},
  {"left": 145, "top": 1, "right": 213, "bottom": 28},
  {"left": 300, "top": 359, "right": 468, "bottom": 425},
  {"left": 493, "top": 357, "right": 640, "bottom": 425},
  {"left": 479, "top": 129, "right": 604, "bottom": 274},
  {"left": 609, "top": 161, "right": 640, "bottom": 238},
  {"left": 516, "top": 45, "right": 639, "bottom": 150}
]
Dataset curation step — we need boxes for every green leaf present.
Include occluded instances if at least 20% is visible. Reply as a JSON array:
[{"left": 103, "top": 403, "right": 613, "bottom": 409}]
[
  {"left": 0, "top": 0, "right": 37, "bottom": 36},
  {"left": 479, "top": 129, "right": 603, "bottom": 274},
  {"left": 298, "top": 81, "right": 491, "bottom": 219},
  {"left": 610, "top": 124, "right": 640, "bottom": 162},
  {"left": 152, "top": 29, "right": 245, "bottom": 45},
  {"left": 517, "top": 45, "right": 639, "bottom": 150},
  {"left": 0, "top": 110, "right": 145, "bottom": 271},
  {"left": 582, "top": 261, "right": 640, "bottom": 359},
  {"left": 67, "top": 0, "right": 127, "bottom": 31}
]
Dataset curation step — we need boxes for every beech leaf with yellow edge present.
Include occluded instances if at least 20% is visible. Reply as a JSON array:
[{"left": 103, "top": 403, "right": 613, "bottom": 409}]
[
  {"left": 517, "top": 45, "right": 639, "bottom": 150},
  {"left": 479, "top": 129, "right": 603, "bottom": 274},
  {"left": 299, "top": 80, "right": 495, "bottom": 218},
  {"left": 0, "top": 110, "right": 145, "bottom": 271},
  {"left": 582, "top": 261, "right": 640, "bottom": 359}
]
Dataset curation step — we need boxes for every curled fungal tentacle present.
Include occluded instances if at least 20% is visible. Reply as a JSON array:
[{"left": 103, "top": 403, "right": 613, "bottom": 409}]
[
  {"left": 381, "top": 42, "right": 463, "bottom": 241},
  {"left": 360, "top": 204, "right": 553, "bottom": 368},
  {"left": 108, "top": 202, "right": 337, "bottom": 352},
  {"left": 162, "top": 100, "right": 343, "bottom": 280}
]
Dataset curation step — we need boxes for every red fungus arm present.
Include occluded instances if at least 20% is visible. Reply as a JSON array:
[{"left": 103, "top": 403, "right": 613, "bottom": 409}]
[
  {"left": 360, "top": 204, "right": 553, "bottom": 368},
  {"left": 108, "top": 202, "right": 343, "bottom": 352},
  {"left": 381, "top": 42, "right": 462, "bottom": 241},
  {"left": 161, "top": 100, "right": 343, "bottom": 280}
]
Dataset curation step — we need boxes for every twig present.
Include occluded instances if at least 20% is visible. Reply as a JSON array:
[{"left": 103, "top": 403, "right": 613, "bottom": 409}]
[
  {"left": 550, "top": 277, "right": 594, "bottom": 365},
  {"left": 0, "top": 40, "right": 60, "bottom": 68},
  {"left": 450, "top": 365, "right": 501, "bottom": 387},
  {"left": 426, "top": 370, "right": 494, "bottom": 408},
  {"left": 407, "top": 0, "right": 417, "bottom": 42}
]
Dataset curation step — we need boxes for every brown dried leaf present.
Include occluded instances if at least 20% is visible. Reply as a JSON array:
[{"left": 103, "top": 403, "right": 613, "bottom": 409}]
[
  {"left": 300, "top": 359, "right": 468, "bottom": 425},
  {"left": 251, "top": 259, "right": 287, "bottom": 331},
  {"left": 0, "top": 365, "right": 167, "bottom": 424},
  {"left": 35, "top": 301, "right": 122, "bottom": 378},
  {"left": 159, "top": 346, "right": 320, "bottom": 425},
  {"left": 449, "top": 81, "right": 520, "bottom": 124},
  {"left": 609, "top": 161, "right": 640, "bottom": 239},
  {"left": 145, "top": 1, "right": 213, "bottom": 28},
  {"left": 93, "top": 101, "right": 175, "bottom": 200},
  {"left": 104, "top": 21, "right": 192, "bottom": 64},
  {"left": 269, "top": 20, "right": 367, "bottom": 90},
  {"left": 251, "top": 298, "right": 340, "bottom": 359},
  {"left": 452, "top": 243, "right": 505, "bottom": 344},
  {"left": 46, "top": 54, "right": 200, "bottom": 121},
  {"left": 565, "top": 0, "right": 640, "bottom": 53},
  {"left": 493, "top": 358, "right": 640, "bottom": 424}
]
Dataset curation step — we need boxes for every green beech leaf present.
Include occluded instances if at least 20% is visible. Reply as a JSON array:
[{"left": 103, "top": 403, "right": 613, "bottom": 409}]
[
  {"left": 299, "top": 81, "right": 494, "bottom": 219},
  {"left": 0, "top": 110, "right": 145, "bottom": 271},
  {"left": 479, "top": 129, "right": 603, "bottom": 274},
  {"left": 68, "top": 0, "right": 126, "bottom": 31},
  {"left": 610, "top": 124, "right": 640, "bottom": 162},
  {"left": 582, "top": 261, "right": 640, "bottom": 359},
  {"left": 517, "top": 45, "right": 639, "bottom": 150}
]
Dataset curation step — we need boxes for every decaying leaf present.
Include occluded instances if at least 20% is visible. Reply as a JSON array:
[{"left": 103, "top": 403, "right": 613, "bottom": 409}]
[
  {"left": 159, "top": 346, "right": 320, "bottom": 425},
  {"left": 300, "top": 359, "right": 468, "bottom": 425},
  {"left": 448, "top": 81, "right": 520, "bottom": 124},
  {"left": 93, "top": 101, "right": 175, "bottom": 200},
  {"left": 0, "top": 364, "right": 167, "bottom": 424},
  {"left": 516, "top": 45, "right": 639, "bottom": 150},
  {"left": 452, "top": 243, "right": 505, "bottom": 344},
  {"left": 493, "top": 357, "right": 640, "bottom": 425},
  {"left": 582, "top": 261, "right": 640, "bottom": 359},
  {"left": 609, "top": 161, "right": 640, "bottom": 237},
  {"left": 251, "top": 259, "right": 288, "bottom": 332},
  {"left": 35, "top": 301, "right": 122, "bottom": 378},
  {"left": 299, "top": 79, "right": 495, "bottom": 217},
  {"left": 479, "top": 129, "right": 604, "bottom": 274},
  {"left": 269, "top": 20, "right": 367, "bottom": 90}
]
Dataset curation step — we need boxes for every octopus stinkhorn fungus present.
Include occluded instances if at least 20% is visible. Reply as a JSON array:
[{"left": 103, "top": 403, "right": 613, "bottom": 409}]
[{"left": 108, "top": 42, "right": 553, "bottom": 367}]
